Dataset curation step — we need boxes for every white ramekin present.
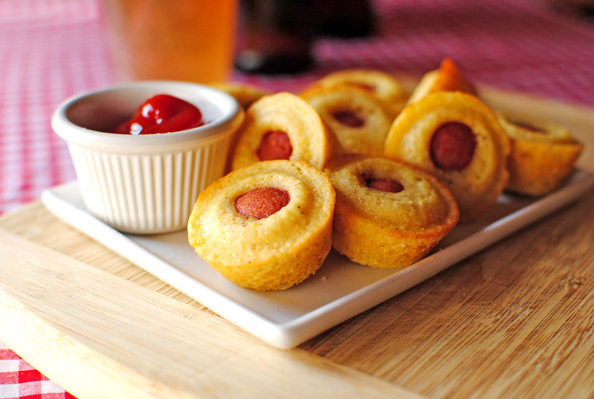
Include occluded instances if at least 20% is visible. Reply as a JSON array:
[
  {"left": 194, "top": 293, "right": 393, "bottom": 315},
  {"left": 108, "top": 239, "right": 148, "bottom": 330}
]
[{"left": 52, "top": 81, "right": 244, "bottom": 234}]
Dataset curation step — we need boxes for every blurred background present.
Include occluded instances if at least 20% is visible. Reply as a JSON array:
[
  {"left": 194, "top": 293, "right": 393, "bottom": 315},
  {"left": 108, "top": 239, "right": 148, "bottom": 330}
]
[
  {"left": 1, "top": 0, "right": 594, "bottom": 396},
  {"left": 0, "top": 0, "right": 594, "bottom": 213}
]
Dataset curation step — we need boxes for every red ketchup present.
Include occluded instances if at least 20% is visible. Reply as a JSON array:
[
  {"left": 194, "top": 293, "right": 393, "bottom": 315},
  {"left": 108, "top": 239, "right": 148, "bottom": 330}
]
[{"left": 113, "top": 94, "right": 205, "bottom": 134}]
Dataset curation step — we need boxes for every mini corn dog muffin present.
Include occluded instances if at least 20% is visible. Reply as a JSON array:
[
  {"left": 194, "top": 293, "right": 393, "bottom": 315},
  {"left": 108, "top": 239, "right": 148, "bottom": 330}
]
[
  {"left": 305, "top": 69, "right": 408, "bottom": 116},
  {"left": 385, "top": 91, "right": 510, "bottom": 221},
  {"left": 188, "top": 160, "right": 335, "bottom": 291},
  {"left": 407, "top": 57, "right": 478, "bottom": 106},
  {"left": 497, "top": 114, "right": 583, "bottom": 196},
  {"left": 325, "top": 155, "right": 459, "bottom": 269},
  {"left": 301, "top": 86, "right": 394, "bottom": 156},
  {"left": 231, "top": 92, "right": 332, "bottom": 171},
  {"left": 209, "top": 81, "right": 270, "bottom": 110}
]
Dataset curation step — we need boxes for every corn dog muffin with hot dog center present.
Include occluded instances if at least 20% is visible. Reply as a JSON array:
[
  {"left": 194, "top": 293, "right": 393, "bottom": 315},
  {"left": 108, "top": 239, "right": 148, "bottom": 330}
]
[
  {"left": 231, "top": 92, "right": 332, "bottom": 171},
  {"left": 325, "top": 155, "right": 459, "bottom": 269},
  {"left": 301, "top": 86, "right": 394, "bottom": 156},
  {"left": 385, "top": 91, "right": 510, "bottom": 221},
  {"left": 497, "top": 113, "right": 583, "bottom": 196},
  {"left": 304, "top": 69, "right": 408, "bottom": 116},
  {"left": 188, "top": 160, "right": 335, "bottom": 291}
]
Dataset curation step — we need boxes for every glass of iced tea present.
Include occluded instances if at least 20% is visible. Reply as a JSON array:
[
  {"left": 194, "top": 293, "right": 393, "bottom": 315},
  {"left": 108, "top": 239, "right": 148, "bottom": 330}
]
[{"left": 101, "top": 0, "right": 239, "bottom": 84}]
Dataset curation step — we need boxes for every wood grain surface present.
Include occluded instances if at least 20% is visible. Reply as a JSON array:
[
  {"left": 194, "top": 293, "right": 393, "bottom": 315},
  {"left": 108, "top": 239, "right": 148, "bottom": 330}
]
[{"left": 1, "top": 88, "right": 594, "bottom": 398}]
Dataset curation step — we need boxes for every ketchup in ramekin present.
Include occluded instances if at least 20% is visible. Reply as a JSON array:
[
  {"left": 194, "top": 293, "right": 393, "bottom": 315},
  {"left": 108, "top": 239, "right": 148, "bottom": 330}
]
[{"left": 113, "top": 94, "right": 205, "bottom": 134}]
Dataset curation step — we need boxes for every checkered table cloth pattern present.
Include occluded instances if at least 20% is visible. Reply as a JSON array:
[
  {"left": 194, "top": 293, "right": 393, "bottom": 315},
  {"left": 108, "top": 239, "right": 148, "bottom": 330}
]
[
  {"left": 1, "top": 0, "right": 594, "bottom": 397},
  {"left": 0, "top": 342, "right": 74, "bottom": 399}
]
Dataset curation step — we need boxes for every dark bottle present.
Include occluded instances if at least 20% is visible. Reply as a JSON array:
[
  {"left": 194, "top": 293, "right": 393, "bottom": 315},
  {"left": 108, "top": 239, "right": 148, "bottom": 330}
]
[
  {"left": 235, "top": 0, "right": 315, "bottom": 74},
  {"left": 314, "top": 0, "right": 375, "bottom": 38}
]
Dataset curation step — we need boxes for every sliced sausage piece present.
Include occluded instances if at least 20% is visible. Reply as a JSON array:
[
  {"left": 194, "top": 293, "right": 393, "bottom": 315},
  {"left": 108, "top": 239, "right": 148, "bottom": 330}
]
[
  {"left": 332, "top": 109, "right": 365, "bottom": 128},
  {"left": 430, "top": 122, "right": 476, "bottom": 171},
  {"left": 367, "top": 178, "right": 404, "bottom": 193},
  {"left": 235, "top": 187, "right": 290, "bottom": 219},
  {"left": 257, "top": 131, "right": 293, "bottom": 161}
]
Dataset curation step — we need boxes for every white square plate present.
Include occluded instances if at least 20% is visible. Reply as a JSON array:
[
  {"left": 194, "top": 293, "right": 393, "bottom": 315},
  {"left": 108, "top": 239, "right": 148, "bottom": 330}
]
[{"left": 42, "top": 170, "right": 594, "bottom": 349}]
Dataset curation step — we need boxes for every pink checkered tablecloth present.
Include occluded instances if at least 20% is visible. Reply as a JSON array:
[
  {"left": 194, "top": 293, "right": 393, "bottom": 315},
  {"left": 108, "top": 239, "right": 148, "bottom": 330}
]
[{"left": 1, "top": 0, "right": 594, "bottom": 397}]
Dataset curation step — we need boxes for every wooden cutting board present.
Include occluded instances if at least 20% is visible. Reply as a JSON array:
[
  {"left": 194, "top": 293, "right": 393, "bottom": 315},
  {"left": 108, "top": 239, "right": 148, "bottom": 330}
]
[{"left": 1, "top": 88, "right": 594, "bottom": 399}]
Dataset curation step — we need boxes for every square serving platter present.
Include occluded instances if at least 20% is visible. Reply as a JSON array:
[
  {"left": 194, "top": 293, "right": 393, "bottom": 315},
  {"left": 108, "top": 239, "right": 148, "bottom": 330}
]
[{"left": 41, "top": 169, "right": 594, "bottom": 349}]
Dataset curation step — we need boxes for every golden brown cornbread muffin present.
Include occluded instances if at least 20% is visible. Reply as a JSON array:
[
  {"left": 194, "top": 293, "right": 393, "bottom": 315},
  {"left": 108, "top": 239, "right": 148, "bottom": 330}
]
[
  {"left": 300, "top": 86, "right": 395, "bottom": 156},
  {"left": 407, "top": 57, "right": 478, "bottom": 106},
  {"left": 384, "top": 91, "right": 510, "bottom": 221},
  {"left": 304, "top": 69, "right": 408, "bottom": 116},
  {"left": 497, "top": 113, "right": 583, "bottom": 196},
  {"left": 325, "top": 155, "right": 459, "bottom": 269},
  {"left": 188, "top": 160, "right": 335, "bottom": 291},
  {"left": 231, "top": 92, "right": 332, "bottom": 171},
  {"left": 209, "top": 81, "right": 270, "bottom": 110}
]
